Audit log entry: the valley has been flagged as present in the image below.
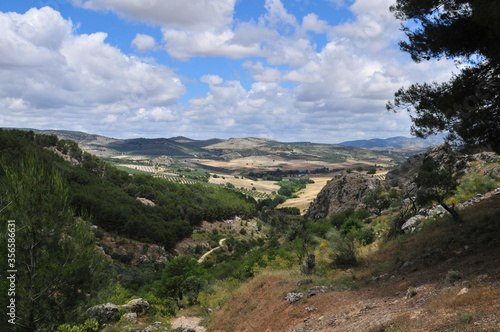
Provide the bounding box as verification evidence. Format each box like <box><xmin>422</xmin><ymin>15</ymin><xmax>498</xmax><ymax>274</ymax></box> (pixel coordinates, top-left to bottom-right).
<box><xmin>1</xmin><ymin>129</ymin><xmax>498</xmax><ymax>332</ymax></box>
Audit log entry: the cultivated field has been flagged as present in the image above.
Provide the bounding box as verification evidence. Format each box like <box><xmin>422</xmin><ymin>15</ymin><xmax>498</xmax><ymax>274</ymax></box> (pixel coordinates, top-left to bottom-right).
<box><xmin>208</xmin><ymin>174</ymin><xmax>280</xmax><ymax>194</ymax></box>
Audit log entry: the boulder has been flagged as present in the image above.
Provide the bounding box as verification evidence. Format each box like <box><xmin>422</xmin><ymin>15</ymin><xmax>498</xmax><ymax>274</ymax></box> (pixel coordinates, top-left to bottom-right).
<box><xmin>296</xmin><ymin>279</ymin><xmax>313</xmax><ymax>287</ymax></box>
<box><xmin>121</xmin><ymin>298</ymin><xmax>150</xmax><ymax>315</ymax></box>
<box><xmin>307</xmin><ymin>286</ymin><xmax>329</xmax><ymax>298</ymax></box>
<box><xmin>176</xmin><ymin>325</ymin><xmax>196</xmax><ymax>332</ymax></box>
<box><xmin>124</xmin><ymin>312</ymin><xmax>138</xmax><ymax>323</ymax></box>
<box><xmin>285</xmin><ymin>293</ymin><xmax>304</xmax><ymax>304</ymax></box>
<box><xmin>86</xmin><ymin>303</ymin><xmax>119</xmax><ymax>324</ymax></box>
<box><xmin>401</xmin><ymin>215</ymin><xmax>425</xmax><ymax>233</ymax></box>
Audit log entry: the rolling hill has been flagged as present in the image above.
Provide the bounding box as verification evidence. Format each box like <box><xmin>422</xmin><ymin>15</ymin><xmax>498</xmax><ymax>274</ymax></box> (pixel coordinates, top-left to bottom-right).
<box><xmin>12</xmin><ymin>129</ymin><xmax>412</xmax><ymax>173</ymax></box>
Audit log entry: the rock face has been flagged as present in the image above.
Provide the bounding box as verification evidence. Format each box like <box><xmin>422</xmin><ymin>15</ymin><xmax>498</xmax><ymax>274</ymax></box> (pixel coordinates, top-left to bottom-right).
<box><xmin>306</xmin><ymin>172</ymin><xmax>381</xmax><ymax>220</ymax></box>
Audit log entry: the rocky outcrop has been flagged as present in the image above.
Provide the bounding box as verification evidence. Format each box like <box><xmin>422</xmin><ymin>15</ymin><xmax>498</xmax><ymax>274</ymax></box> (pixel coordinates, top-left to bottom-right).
<box><xmin>86</xmin><ymin>303</ymin><xmax>119</xmax><ymax>324</ymax></box>
<box><xmin>120</xmin><ymin>298</ymin><xmax>150</xmax><ymax>315</ymax></box>
<box><xmin>87</xmin><ymin>299</ymin><xmax>150</xmax><ymax>324</ymax></box>
<box><xmin>305</xmin><ymin>172</ymin><xmax>381</xmax><ymax>221</ymax></box>
<box><xmin>152</xmin><ymin>155</ymin><xmax>174</xmax><ymax>166</ymax></box>
<box><xmin>386</xmin><ymin>144</ymin><xmax>499</xmax><ymax>189</ymax></box>
<box><xmin>385</xmin><ymin>144</ymin><xmax>466</xmax><ymax>188</ymax></box>
<box><xmin>402</xmin><ymin>188</ymin><xmax>500</xmax><ymax>233</ymax></box>
<box><xmin>285</xmin><ymin>293</ymin><xmax>304</xmax><ymax>304</ymax></box>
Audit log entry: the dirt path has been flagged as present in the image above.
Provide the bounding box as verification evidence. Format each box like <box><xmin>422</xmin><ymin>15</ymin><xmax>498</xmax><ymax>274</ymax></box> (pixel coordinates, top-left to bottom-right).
<box><xmin>171</xmin><ymin>316</ymin><xmax>206</xmax><ymax>332</ymax></box>
<box><xmin>198</xmin><ymin>238</ymin><xmax>226</xmax><ymax>263</ymax></box>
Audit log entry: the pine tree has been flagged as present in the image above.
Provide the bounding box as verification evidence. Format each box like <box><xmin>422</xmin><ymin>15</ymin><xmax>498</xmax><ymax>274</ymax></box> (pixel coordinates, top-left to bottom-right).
<box><xmin>387</xmin><ymin>0</ymin><xmax>500</xmax><ymax>153</ymax></box>
<box><xmin>0</xmin><ymin>155</ymin><xmax>99</xmax><ymax>331</ymax></box>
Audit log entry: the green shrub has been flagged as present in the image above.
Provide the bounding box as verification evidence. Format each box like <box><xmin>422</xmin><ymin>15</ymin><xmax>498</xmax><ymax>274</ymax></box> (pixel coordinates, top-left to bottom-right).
<box><xmin>57</xmin><ymin>319</ymin><xmax>99</xmax><ymax>332</ymax></box>
<box><xmin>446</xmin><ymin>270</ymin><xmax>462</xmax><ymax>282</ymax></box>
<box><xmin>451</xmin><ymin>173</ymin><xmax>499</xmax><ymax>203</ymax></box>
<box><xmin>326</xmin><ymin>229</ymin><xmax>357</xmax><ymax>268</ymax></box>
<box><xmin>457</xmin><ymin>312</ymin><xmax>474</xmax><ymax>324</ymax></box>
<box><xmin>355</xmin><ymin>227</ymin><xmax>375</xmax><ymax>246</ymax></box>
<box><xmin>340</xmin><ymin>216</ymin><xmax>363</xmax><ymax>235</ymax></box>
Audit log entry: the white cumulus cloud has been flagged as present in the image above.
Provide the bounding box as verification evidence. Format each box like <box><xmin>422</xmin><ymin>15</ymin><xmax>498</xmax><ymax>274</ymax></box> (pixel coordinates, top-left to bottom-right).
<box><xmin>0</xmin><ymin>7</ymin><xmax>185</xmax><ymax>135</ymax></box>
<box><xmin>132</xmin><ymin>33</ymin><xmax>157</xmax><ymax>52</ymax></box>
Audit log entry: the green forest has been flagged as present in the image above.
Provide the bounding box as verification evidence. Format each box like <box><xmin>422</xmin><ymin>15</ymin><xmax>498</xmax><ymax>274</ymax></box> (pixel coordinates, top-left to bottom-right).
<box><xmin>0</xmin><ymin>129</ymin><xmax>257</xmax><ymax>250</ymax></box>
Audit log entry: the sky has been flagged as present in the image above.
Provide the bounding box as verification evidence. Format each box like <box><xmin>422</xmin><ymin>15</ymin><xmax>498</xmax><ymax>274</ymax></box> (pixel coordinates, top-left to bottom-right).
<box><xmin>0</xmin><ymin>0</ymin><xmax>458</xmax><ymax>143</ymax></box>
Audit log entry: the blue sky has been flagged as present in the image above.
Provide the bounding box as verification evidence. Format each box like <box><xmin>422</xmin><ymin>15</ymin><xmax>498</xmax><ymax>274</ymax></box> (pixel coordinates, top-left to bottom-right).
<box><xmin>0</xmin><ymin>0</ymin><xmax>457</xmax><ymax>142</ymax></box>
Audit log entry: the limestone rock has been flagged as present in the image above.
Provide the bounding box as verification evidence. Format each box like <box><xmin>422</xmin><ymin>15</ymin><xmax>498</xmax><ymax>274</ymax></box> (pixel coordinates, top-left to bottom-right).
<box><xmin>307</xmin><ymin>286</ymin><xmax>329</xmax><ymax>298</ymax></box>
<box><xmin>86</xmin><ymin>303</ymin><xmax>119</xmax><ymax>324</ymax></box>
<box><xmin>306</xmin><ymin>172</ymin><xmax>381</xmax><ymax>220</ymax></box>
<box><xmin>142</xmin><ymin>322</ymin><xmax>169</xmax><ymax>332</ymax></box>
<box><xmin>296</xmin><ymin>279</ymin><xmax>313</xmax><ymax>287</ymax></box>
<box><xmin>401</xmin><ymin>215</ymin><xmax>425</xmax><ymax>233</ymax></box>
<box><xmin>285</xmin><ymin>293</ymin><xmax>304</xmax><ymax>304</ymax></box>
<box><xmin>176</xmin><ymin>325</ymin><xmax>196</xmax><ymax>332</ymax></box>
<box><xmin>124</xmin><ymin>312</ymin><xmax>138</xmax><ymax>323</ymax></box>
<box><xmin>121</xmin><ymin>298</ymin><xmax>150</xmax><ymax>315</ymax></box>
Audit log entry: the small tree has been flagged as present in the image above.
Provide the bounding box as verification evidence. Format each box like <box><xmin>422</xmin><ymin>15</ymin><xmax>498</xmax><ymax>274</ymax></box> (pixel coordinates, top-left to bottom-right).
<box><xmin>153</xmin><ymin>256</ymin><xmax>206</xmax><ymax>305</ymax></box>
<box><xmin>363</xmin><ymin>187</ymin><xmax>390</xmax><ymax>216</ymax></box>
<box><xmin>415</xmin><ymin>157</ymin><xmax>462</xmax><ymax>222</ymax></box>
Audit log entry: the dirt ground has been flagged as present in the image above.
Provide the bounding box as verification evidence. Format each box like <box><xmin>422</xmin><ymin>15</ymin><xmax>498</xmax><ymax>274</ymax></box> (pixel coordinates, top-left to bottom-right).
<box><xmin>171</xmin><ymin>316</ymin><xmax>206</xmax><ymax>332</ymax></box>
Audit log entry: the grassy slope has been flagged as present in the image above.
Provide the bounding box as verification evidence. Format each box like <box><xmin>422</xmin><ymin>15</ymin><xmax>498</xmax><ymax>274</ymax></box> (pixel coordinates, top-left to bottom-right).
<box><xmin>208</xmin><ymin>195</ymin><xmax>500</xmax><ymax>332</ymax></box>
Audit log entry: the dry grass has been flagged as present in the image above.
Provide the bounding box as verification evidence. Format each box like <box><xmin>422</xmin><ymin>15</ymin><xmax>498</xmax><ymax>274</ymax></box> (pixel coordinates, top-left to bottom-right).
<box><xmin>208</xmin><ymin>270</ymin><xmax>303</xmax><ymax>332</ymax></box>
<box><xmin>205</xmin><ymin>195</ymin><xmax>500</xmax><ymax>332</ymax></box>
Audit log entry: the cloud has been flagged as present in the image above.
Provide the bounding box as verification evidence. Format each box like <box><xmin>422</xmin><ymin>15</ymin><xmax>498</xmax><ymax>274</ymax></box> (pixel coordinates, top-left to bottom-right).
<box><xmin>132</xmin><ymin>33</ymin><xmax>157</xmax><ymax>52</ymax></box>
<box><xmin>1</xmin><ymin>1</ymin><xmax>461</xmax><ymax>142</ymax></box>
<box><xmin>161</xmin><ymin>0</ymin><xmax>458</xmax><ymax>142</ymax></box>
<box><xmin>71</xmin><ymin>0</ymin><xmax>236</xmax><ymax>31</ymax></box>
<box><xmin>302</xmin><ymin>13</ymin><xmax>332</xmax><ymax>34</ymax></box>
<box><xmin>161</xmin><ymin>28</ymin><xmax>263</xmax><ymax>61</ymax></box>
<box><xmin>0</xmin><ymin>7</ymin><xmax>185</xmax><ymax>134</ymax></box>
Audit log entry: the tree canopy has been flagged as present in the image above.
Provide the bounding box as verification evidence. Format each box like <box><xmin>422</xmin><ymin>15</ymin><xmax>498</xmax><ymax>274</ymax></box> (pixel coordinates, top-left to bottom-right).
<box><xmin>387</xmin><ymin>0</ymin><xmax>500</xmax><ymax>153</ymax></box>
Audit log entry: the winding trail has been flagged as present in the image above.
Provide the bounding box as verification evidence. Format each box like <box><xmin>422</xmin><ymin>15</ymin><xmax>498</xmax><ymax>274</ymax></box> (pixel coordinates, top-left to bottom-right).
<box><xmin>198</xmin><ymin>238</ymin><xmax>226</xmax><ymax>263</ymax></box>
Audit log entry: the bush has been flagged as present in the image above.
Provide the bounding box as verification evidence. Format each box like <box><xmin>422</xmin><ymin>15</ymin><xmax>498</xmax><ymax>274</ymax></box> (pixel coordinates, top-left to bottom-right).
<box><xmin>450</xmin><ymin>173</ymin><xmax>499</xmax><ymax>204</ymax></box>
<box><xmin>446</xmin><ymin>270</ymin><xmax>462</xmax><ymax>283</ymax></box>
<box><xmin>326</xmin><ymin>229</ymin><xmax>357</xmax><ymax>268</ymax></box>
<box><xmin>278</xmin><ymin>207</ymin><xmax>301</xmax><ymax>215</ymax></box>
<box><xmin>340</xmin><ymin>217</ymin><xmax>363</xmax><ymax>235</ymax></box>
<box><xmin>355</xmin><ymin>227</ymin><xmax>375</xmax><ymax>246</ymax></box>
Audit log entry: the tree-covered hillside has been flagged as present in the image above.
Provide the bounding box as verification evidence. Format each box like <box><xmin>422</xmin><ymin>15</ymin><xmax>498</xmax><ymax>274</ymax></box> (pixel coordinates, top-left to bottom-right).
<box><xmin>0</xmin><ymin>129</ymin><xmax>257</xmax><ymax>250</ymax></box>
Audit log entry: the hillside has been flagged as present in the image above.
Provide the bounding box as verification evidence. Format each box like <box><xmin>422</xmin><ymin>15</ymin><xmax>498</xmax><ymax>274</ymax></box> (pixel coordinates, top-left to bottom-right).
<box><xmin>2</xmin><ymin>129</ymin><xmax>498</xmax><ymax>332</ymax></box>
<box><xmin>209</xmin><ymin>195</ymin><xmax>500</xmax><ymax>331</ymax></box>
<box><xmin>205</xmin><ymin>147</ymin><xmax>500</xmax><ymax>331</ymax></box>
<box><xmin>20</xmin><ymin>129</ymin><xmax>406</xmax><ymax>173</ymax></box>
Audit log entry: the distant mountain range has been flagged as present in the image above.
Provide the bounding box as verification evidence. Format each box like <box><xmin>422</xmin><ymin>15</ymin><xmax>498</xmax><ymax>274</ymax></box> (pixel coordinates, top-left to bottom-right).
<box><xmin>338</xmin><ymin>135</ymin><xmax>444</xmax><ymax>153</ymax></box>
<box><xmin>8</xmin><ymin>129</ymin><xmax>442</xmax><ymax>166</ymax></box>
